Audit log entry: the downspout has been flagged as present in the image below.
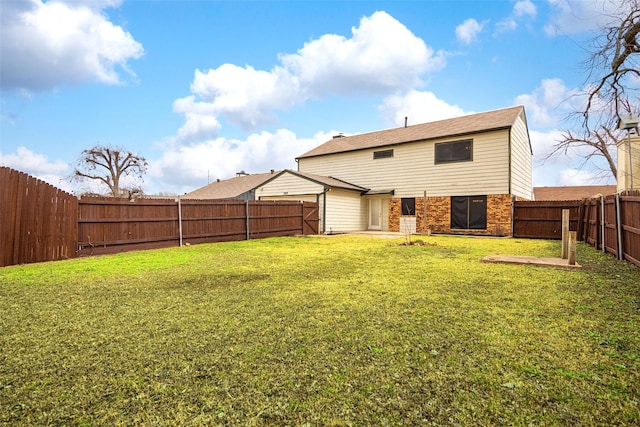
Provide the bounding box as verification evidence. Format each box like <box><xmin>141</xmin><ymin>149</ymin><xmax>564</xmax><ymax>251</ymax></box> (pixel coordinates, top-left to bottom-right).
<box><xmin>508</xmin><ymin>129</ymin><xmax>514</xmax><ymax>237</ymax></box>
<box><xmin>508</xmin><ymin>128</ymin><xmax>512</xmax><ymax>195</ymax></box>
<box><xmin>321</xmin><ymin>187</ymin><xmax>329</xmax><ymax>234</ymax></box>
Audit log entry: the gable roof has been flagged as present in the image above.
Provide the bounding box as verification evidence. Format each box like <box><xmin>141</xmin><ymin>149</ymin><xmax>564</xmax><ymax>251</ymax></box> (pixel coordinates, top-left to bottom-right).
<box><xmin>266</xmin><ymin>169</ymin><xmax>368</xmax><ymax>193</ymax></box>
<box><xmin>184</xmin><ymin>171</ymin><xmax>279</xmax><ymax>199</ymax></box>
<box><xmin>183</xmin><ymin>169</ymin><xmax>368</xmax><ymax>199</ymax></box>
<box><xmin>533</xmin><ymin>185</ymin><xmax>617</xmax><ymax>201</ymax></box>
<box><xmin>297</xmin><ymin>105</ymin><xmax>526</xmax><ymax>159</ymax></box>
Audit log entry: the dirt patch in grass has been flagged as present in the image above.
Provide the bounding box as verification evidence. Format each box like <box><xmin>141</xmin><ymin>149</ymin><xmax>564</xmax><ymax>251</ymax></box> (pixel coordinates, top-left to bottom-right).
<box><xmin>1</xmin><ymin>236</ymin><xmax>639</xmax><ymax>425</ymax></box>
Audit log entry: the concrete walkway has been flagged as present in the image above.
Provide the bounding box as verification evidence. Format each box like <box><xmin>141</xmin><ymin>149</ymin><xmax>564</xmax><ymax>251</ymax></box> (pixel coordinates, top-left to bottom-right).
<box><xmin>481</xmin><ymin>254</ymin><xmax>581</xmax><ymax>269</ymax></box>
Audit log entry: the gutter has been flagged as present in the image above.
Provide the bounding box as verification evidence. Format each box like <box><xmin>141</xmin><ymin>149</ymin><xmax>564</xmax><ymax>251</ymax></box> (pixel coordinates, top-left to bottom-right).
<box><xmin>508</xmin><ymin>128</ymin><xmax>512</xmax><ymax>195</ymax></box>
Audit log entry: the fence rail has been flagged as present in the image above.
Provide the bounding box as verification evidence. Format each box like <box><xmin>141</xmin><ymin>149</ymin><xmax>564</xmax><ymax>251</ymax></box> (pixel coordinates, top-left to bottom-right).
<box><xmin>2</xmin><ymin>167</ymin><xmax>319</xmax><ymax>266</ymax></box>
<box><xmin>514</xmin><ymin>191</ymin><xmax>640</xmax><ymax>267</ymax></box>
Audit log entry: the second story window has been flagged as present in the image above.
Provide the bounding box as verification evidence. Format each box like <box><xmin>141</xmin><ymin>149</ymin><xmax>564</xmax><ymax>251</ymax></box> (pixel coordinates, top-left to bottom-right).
<box><xmin>373</xmin><ymin>149</ymin><xmax>394</xmax><ymax>159</ymax></box>
<box><xmin>435</xmin><ymin>139</ymin><xmax>473</xmax><ymax>164</ymax></box>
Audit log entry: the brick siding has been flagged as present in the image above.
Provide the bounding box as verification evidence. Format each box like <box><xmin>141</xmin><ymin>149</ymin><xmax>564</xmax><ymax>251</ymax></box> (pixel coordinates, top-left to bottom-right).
<box><xmin>389</xmin><ymin>194</ymin><xmax>513</xmax><ymax>236</ymax></box>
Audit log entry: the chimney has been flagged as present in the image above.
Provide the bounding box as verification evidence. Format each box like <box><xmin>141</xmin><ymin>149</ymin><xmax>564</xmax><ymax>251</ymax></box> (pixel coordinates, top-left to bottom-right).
<box><xmin>404</xmin><ymin>117</ymin><xmax>408</xmax><ymax>128</ymax></box>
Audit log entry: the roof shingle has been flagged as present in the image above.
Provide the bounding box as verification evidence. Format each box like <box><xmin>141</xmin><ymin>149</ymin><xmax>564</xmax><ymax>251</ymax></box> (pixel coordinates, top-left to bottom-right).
<box><xmin>297</xmin><ymin>105</ymin><xmax>525</xmax><ymax>159</ymax></box>
<box><xmin>184</xmin><ymin>172</ymin><xmax>278</xmax><ymax>199</ymax></box>
<box><xmin>533</xmin><ymin>185</ymin><xmax>616</xmax><ymax>201</ymax></box>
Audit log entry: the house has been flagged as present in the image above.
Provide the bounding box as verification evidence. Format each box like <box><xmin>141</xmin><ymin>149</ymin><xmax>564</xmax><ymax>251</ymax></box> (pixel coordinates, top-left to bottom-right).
<box><xmin>262</xmin><ymin>105</ymin><xmax>533</xmax><ymax>236</ymax></box>
<box><xmin>533</xmin><ymin>185</ymin><xmax>616</xmax><ymax>201</ymax></box>
<box><xmin>185</xmin><ymin>169</ymin><xmax>370</xmax><ymax>233</ymax></box>
<box><xmin>185</xmin><ymin>105</ymin><xmax>532</xmax><ymax>236</ymax></box>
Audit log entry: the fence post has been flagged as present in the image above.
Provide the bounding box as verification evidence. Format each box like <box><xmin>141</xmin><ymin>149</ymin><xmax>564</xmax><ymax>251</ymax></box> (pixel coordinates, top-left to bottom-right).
<box><xmin>577</xmin><ymin>199</ymin><xmax>585</xmax><ymax>241</ymax></box>
<box><xmin>561</xmin><ymin>209</ymin><xmax>569</xmax><ymax>259</ymax></box>
<box><xmin>616</xmin><ymin>193</ymin><xmax>623</xmax><ymax>261</ymax></box>
<box><xmin>246</xmin><ymin>200</ymin><xmax>250</xmax><ymax>241</ymax></box>
<box><xmin>568</xmin><ymin>231</ymin><xmax>577</xmax><ymax>265</ymax></box>
<box><xmin>601</xmin><ymin>195</ymin><xmax>605</xmax><ymax>252</ymax></box>
<box><xmin>178</xmin><ymin>196</ymin><xmax>183</xmax><ymax>247</ymax></box>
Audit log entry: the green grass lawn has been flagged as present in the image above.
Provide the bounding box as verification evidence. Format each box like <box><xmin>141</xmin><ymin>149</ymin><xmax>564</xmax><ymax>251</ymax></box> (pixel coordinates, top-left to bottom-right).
<box><xmin>1</xmin><ymin>235</ymin><xmax>639</xmax><ymax>426</ymax></box>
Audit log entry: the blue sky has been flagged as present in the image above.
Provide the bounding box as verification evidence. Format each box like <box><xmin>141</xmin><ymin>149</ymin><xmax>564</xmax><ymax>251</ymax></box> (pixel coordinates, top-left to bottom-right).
<box><xmin>0</xmin><ymin>0</ymin><xmax>624</xmax><ymax>195</ymax></box>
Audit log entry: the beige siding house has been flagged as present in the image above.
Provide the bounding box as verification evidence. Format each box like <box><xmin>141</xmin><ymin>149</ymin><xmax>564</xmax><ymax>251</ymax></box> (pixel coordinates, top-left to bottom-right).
<box><xmin>294</xmin><ymin>105</ymin><xmax>532</xmax><ymax>236</ymax></box>
<box><xmin>256</xmin><ymin>170</ymin><xmax>367</xmax><ymax>233</ymax></box>
<box><xmin>184</xmin><ymin>105</ymin><xmax>533</xmax><ymax>236</ymax></box>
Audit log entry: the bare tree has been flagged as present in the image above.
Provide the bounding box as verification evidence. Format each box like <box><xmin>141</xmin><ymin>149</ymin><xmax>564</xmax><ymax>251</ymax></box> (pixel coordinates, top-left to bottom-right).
<box><xmin>548</xmin><ymin>1</ymin><xmax>639</xmax><ymax>182</ymax></box>
<box><xmin>547</xmin><ymin>113</ymin><xmax>621</xmax><ymax>179</ymax></box>
<box><xmin>583</xmin><ymin>0</ymin><xmax>640</xmax><ymax>125</ymax></box>
<box><xmin>72</xmin><ymin>145</ymin><xmax>148</xmax><ymax>197</ymax></box>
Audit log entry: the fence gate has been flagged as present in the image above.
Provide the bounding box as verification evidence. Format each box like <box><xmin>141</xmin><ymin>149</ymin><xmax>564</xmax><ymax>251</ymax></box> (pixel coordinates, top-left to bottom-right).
<box><xmin>303</xmin><ymin>201</ymin><xmax>319</xmax><ymax>235</ymax></box>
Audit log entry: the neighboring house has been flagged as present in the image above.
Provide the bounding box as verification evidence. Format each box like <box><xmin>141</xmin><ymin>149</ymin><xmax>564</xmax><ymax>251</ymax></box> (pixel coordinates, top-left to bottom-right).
<box><xmin>185</xmin><ymin>169</ymin><xmax>370</xmax><ymax>233</ymax></box>
<box><xmin>617</xmin><ymin>135</ymin><xmax>640</xmax><ymax>192</ymax></box>
<box><xmin>289</xmin><ymin>105</ymin><xmax>532</xmax><ymax>236</ymax></box>
<box><xmin>184</xmin><ymin>171</ymin><xmax>279</xmax><ymax>201</ymax></box>
<box><xmin>186</xmin><ymin>105</ymin><xmax>533</xmax><ymax>236</ymax></box>
<box><xmin>533</xmin><ymin>185</ymin><xmax>617</xmax><ymax>201</ymax></box>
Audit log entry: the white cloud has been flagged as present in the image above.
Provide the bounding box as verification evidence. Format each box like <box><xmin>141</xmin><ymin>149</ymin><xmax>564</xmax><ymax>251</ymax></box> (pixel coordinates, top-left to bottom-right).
<box><xmin>514</xmin><ymin>78</ymin><xmax>579</xmax><ymax>129</ymax></box>
<box><xmin>281</xmin><ymin>11</ymin><xmax>444</xmax><ymax>95</ymax></box>
<box><xmin>455</xmin><ymin>18</ymin><xmax>486</xmax><ymax>44</ymax></box>
<box><xmin>494</xmin><ymin>0</ymin><xmax>537</xmax><ymax>34</ymax></box>
<box><xmin>184</xmin><ymin>11</ymin><xmax>445</xmax><ymax>131</ymax></box>
<box><xmin>559</xmin><ymin>168</ymin><xmax>601</xmax><ymax>185</ymax></box>
<box><xmin>495</xmin><ymin>18</ymin><xmax>518</xmax><ymax>33</ymax></box>
<box><xmin>0</xmin><ymin>146</ymin><xmax>69</xmax><ymax>175</ymax></box>
<box><xmin>514</xmin><ymin>0</ymin><xmax>537</xmax><ymax>18</ymax></box>
<box><xmin>378</xmin><ymin>90</ymin><xmax>469</xmax><ymax>126</ymax></box>
<box><xmin>544</xmin><ymin>0</ymin><xmax>624</xmax><ymax>36</ymax></box>
<box><xmin>0</xmin><ymin>0</ymin><xmax>143</xmax><ymax>92</ymax></box>
<box><xmin>529</xmin><ymin>129</ymin><xmax>564</xmax><ymax>160</ymax></box>
<box><xmin>0</xmin><ymin>146</ymin><xmax>74</xmax><ymax>190</ymax></box>
<box><xmin>148</xmin><ymin>130</ymin><xmax>331</xmax><ymax>194</ymax></box>
<box><xmin>190</xmin><ymin>64</ymin><xmax>300</xmax><ymax>129</ymax></box>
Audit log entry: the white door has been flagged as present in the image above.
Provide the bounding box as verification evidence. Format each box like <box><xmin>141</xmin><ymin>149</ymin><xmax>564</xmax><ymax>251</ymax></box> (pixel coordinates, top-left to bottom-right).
<box><xmin>368</xmin><ymin>198</ymin><xmax>382</xmax><ymax>230</ymax></box>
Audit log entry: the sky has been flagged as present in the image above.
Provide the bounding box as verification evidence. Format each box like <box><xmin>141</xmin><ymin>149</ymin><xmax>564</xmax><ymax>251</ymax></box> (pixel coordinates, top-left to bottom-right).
<box><xmin>0</xmin><ymin>0</ymin><xmax>627</xmax><ymax>195</ymax></box>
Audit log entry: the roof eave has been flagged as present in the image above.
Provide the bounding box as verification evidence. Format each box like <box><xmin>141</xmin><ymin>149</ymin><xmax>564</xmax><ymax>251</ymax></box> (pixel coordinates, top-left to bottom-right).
<box><xmin>296</xmin><ymin>125</ymin><xmax>514</xmax><ymax>160</ymax></box>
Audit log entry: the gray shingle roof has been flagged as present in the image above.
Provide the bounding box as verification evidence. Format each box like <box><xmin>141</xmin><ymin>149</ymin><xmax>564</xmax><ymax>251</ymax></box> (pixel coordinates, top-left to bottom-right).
<box><xmin>297</xmin><ymin>105</ymin><xmax>526</xmax><ymax>159</ymax></box>
<box><xmin>533</xmin><ymin>185</ymin><xmax>616</xmax><ymax>201</ymax></box>
<box><xmin>278</xmin><ymin>170</ymin><xmax>368</xmax><ymax>192</ymax></box>
<box><xmin>184</xmin><ymin>169</ymin><xmax>368</xmax><ymax>199</ymax></box>
<box><xmin>184</xmin><ymin>171</ymin><xmax>279</xmax><ymax>199</ymax></box>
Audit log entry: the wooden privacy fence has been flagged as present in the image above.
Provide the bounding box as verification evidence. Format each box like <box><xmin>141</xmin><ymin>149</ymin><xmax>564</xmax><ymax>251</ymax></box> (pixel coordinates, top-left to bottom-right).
<box><xmin>512</xmin><ymin>200</ymin><xmax>582</xmax><ymax>239</ymax></box>
<box><xmin>514</xmin><ymin>191</ymin><xmax>640</xmax><ymax>267</ymax></box>
<box><xmin>1</xmin><ymin>167</ymin><xmax>319</xmax><ymax>267</ymax></box>
<box><xmin>78</xmin><ymin>197</ymin><xmax>319</xmax><ymax>256</ymax></box>
<box><xmin>1</xmin><ymin>167</ymin><xmax>78</xmax><ymax>267</ymax></box>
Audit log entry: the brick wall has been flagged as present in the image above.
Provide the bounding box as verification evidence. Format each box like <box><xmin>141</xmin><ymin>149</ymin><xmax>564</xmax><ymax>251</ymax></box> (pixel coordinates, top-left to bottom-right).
<box><xmin>389</xmin><ymin>194</ymin><xmax>513</xmax><ymax>236</ymax></box>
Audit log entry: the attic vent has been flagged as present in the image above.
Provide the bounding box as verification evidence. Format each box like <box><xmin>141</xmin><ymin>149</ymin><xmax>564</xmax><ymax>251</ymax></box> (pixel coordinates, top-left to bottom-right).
<box><xmin>333</xmin><ymin>133</ymin><xmax>345</xmax><ymax>139</ymax></box>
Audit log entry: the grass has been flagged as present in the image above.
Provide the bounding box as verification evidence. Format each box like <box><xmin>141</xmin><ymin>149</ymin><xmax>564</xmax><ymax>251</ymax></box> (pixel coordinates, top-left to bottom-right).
<box><xmin>0</xmin><ymin>235</ymin><xmax>639</xmax><ymax>426</ymax></box>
